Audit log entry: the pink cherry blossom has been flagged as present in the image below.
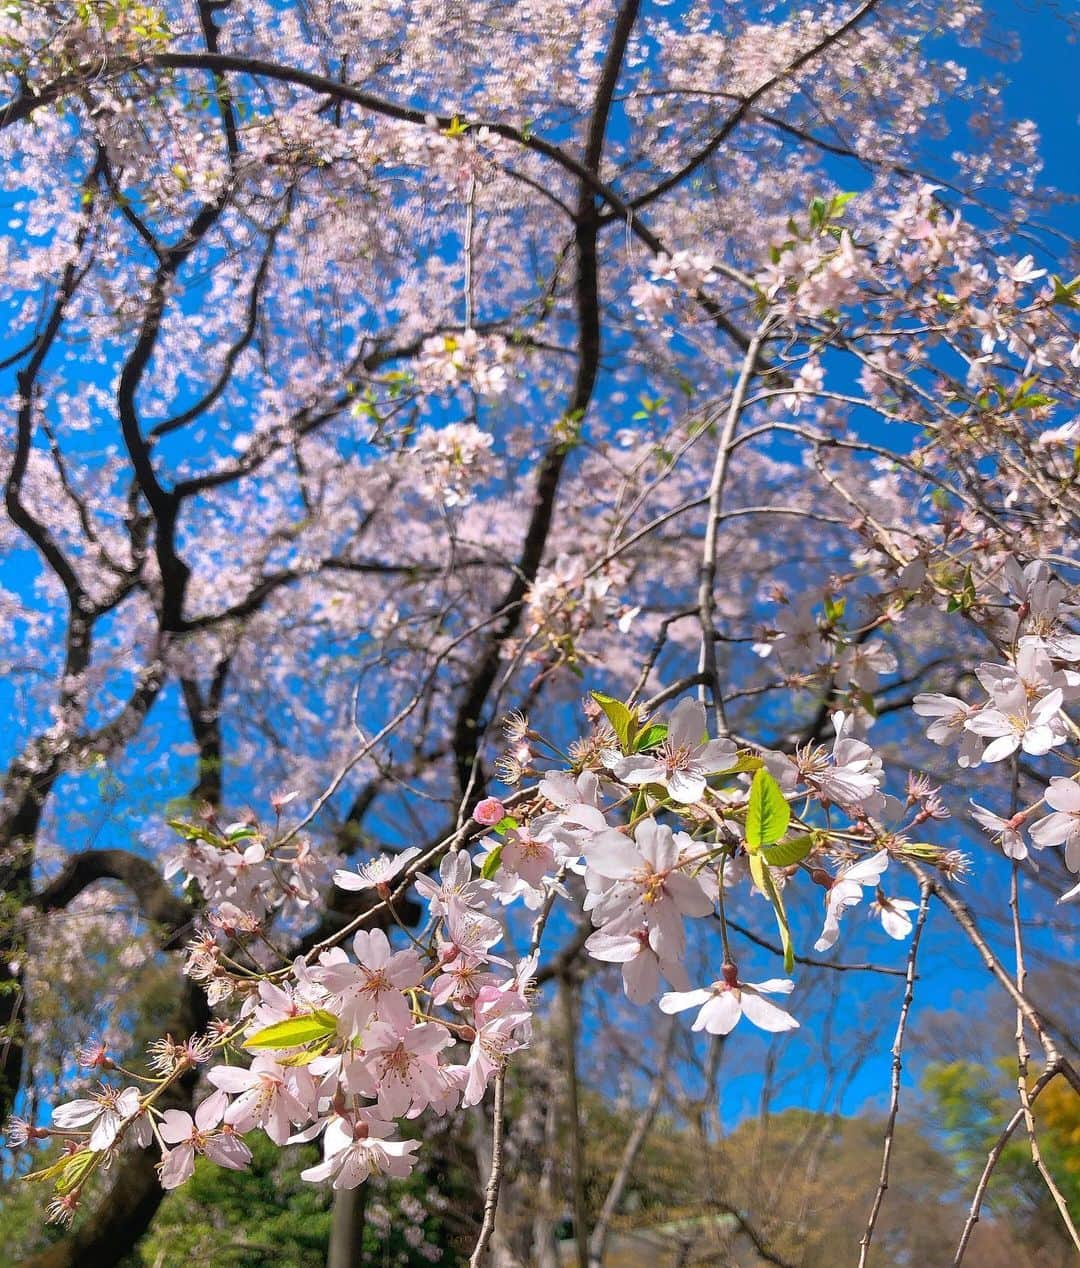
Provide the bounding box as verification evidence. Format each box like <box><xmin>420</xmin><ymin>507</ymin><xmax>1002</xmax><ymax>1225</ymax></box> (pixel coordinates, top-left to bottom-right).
<box><xmin>584</xmin><ymin>817</ymin><xmax>714</xmax><ymax>958</ymax></box>
<box><xmin>584</xmin><ymin>926</ymin><xmax>690</xmax><ymax>1004</ymax></box>
<box><xmin>333</xmin><ymin>847</ymin><xmax>422</xmax><ymax>892</ymax></box>
<box><xmin>970</xmin><ymin>802</ymin><xmax>1028</xmax><ymax>861</ymax></box>
<box><xmin>473</xmin><ymin>797</ymin><xmax>506</xmax><ymax>826</ymax></box>
<box><xmin>158</xmin><ymin>1098</ymin><xmax>252</xmax><ymax>1189</ymax></box>
<box><xmin>312</xmin><ymin>928</ymin><xmax>423</xmax><ymax>1036</ymax></box>
<box><xmin>814</xmin><ymin>851</ymin><xmax>890</xmax><ymax>952</ymax></box>
<box><xmin>1028</xmin><ymin>778</ymin><xmax>1080</xmax><ymax>871</ymax></box>
<box><xmin>51</xmin><ymin>1084</ymin><xmax>142</xmax><ymax>1152</ymax></box>
<box><xmin>206</xmin><ymin>1057</ymin><xmax>316</xmax><ymax>1146</ymax></box>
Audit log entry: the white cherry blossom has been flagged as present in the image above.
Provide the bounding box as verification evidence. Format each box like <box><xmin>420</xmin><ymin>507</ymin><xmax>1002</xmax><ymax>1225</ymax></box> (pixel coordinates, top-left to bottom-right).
<box><xmin>660</xmin><ymin>977</ymin><xmax>799</xmax><ymax>1035</ymax></box>
<box><xmin>607</xmin><ymin>698</ymin><xmax>736</xmax><ymax>804</ymax></box>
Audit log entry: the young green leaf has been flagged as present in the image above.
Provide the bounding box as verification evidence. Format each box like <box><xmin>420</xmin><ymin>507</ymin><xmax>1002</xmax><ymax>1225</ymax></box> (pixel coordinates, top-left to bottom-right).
<box><xmin>715</xmin><ymin>752</ymin><xmax>764</xmax><ymax>776</ymax></box>
<box><xmin>748</xmin><ymin>852</ymin><xmax>796</xmax><ymax>973</ymax></box>
<box><xmin>166</xmin><ymin>819</ymin><xmax>222</xmax><ymax>847</ymax></box>
<box><xmin>762</xmin><ymin>834</ymin><xmax>814</xmax><ymax>868</ymax></box>
<box><xmin>589</xmin><ymin>690</ymin><xmax>637</xmax><ymax>751</ymax></box>
<box><xmin>745</xmin><ymin>767</ymin><xmax>790</xmax><ymax>849</ymax></box>
<box><xmin>245</xmin><ymin>1010</ymin><xmax>339</xmax><ymax>1050</ymax></box>
<box><xmin>481</xmin><ymin>844</ymin><xmax>504</xmax><ymax>880</ymax></box>
<box><xmin>633</xmin><ymin>722</ymin><xmax>668</xmax><ymax>752</ymax></box>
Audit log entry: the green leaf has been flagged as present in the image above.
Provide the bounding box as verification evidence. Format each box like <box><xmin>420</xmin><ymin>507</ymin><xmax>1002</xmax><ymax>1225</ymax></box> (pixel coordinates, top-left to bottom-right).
<box><xmin>748</xmin><ymin>852</ymin><xmax>796</xmax><ymax>973</ymax></box>
<box><xmin>481</xmin><ymin>845</ymin><xmax>503</xmax><ymax>880</ymax></box>
<box><xmin>590</xmin><ymin>691</ymin><xmax>637</xmax><ymax>751</ymax></box>
<box><xmin>166</xmin><ymin>818</ymin><xmax>222</xmax><ymax>847</ymax></box>
<box><xmin>225</xmin><ymin>825</ymin><xmax>258</xmax><ymax>842</ymax></box>
<box><xmin>715</xmin><ymin>752</ymin><xmax>764</xmax><ymax>776</ymax></box>
<box><xmin>492</xmin><ymin>816</ymin><xmax>518</xmax><ymax>836</ymax></box>
<box><xmin>823</xmin><ymin>594</ymin><xmax>845</xmax><ymax>624</ymax></box>
<box><xmin>829</xmin><ymin>191</ymin><xmax>856</xmax><ymax>218</ymax></box>
<box><xmin>1011</xmin><ymin>391</ymin><xmax>1054</xmax><ymax>410</ymax></box>
<box><xmin>245</xmin><ymin>1011</ymin><xmax>339</xmax><ymax>1050</ymax></box>
<box><xmin>633</xmin><ymin>723</ymin><xmax>668</xmax><ymax>752</ymax></box>
<box><xmin>1051</xmin><ymin>273</ymin><xmax>1080</xmax><ymax>308</ymax></box>
<box><xmin>744</xmin><ymin>768</ymin><xmax>790</xmax><ymax>849</ymax></box>
<box><xmin>762</xmin><ymin>834</ymin><xmax>814</xmax><ymax>868</ymax></box>
<box><xmin>277</xmin><ymin>1037</ymin><xmax>334</xmax><ymax>1066</ymax></box>
<box><xmin>57</xmin><ymin>1148</ymin><xmax>99</xmax><ymax>1195</ymax></box>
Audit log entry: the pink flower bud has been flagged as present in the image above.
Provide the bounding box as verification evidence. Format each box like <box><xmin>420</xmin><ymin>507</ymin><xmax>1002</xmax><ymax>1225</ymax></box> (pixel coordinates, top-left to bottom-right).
<box><xmin>473</xmin><ymin>797</ymin><xmax>505</xmax><ymax>826</ymax></box>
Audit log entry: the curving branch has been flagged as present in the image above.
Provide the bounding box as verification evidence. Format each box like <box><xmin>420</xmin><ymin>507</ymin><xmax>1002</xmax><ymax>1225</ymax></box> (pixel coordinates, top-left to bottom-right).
<box><xmin>33</xmin><ymin>848</ymin><xmax>195</xmax><ymax>943</ymax></box>
<box><xmin>449</xmin><ymin>0</ymin><xmax>642</xmax><ymax>802</ymax></box>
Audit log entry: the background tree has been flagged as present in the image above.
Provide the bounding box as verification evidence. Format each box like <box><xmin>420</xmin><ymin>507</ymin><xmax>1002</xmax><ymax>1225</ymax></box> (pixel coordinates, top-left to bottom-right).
<box><xmin>0</xmin><ymin>0</ymin><xmax>1077</xmax><ymax>1264</ymax></box>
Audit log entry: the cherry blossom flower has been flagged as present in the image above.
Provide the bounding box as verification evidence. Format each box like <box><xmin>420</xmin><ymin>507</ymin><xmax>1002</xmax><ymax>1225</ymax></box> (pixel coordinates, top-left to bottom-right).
<box><xmin>970</xmin><ymin>802</ymin><xmax>1028</xmax><ymax>861</ymax></box>
<box><xmin>413</xmin><ymin>850</ymin><xmax>488</xmax><ymax>919</ymax></box>
<box><xmin>583</xmin><ymin>817</ymin><xmax>713</xmax><ymax>957</ymax></box>
<box><xmin>1028</xmin><ymin>778</ymin><xmax>1080</xmax><ymax>870</ymax></box>
<box><xmin>814</xmin><ymin>851</ymin><xmax>890</xmax><ymax>952</ymax></box>
<box><xmin>584</xmin><ymin>926</ymin><xmax>690</xmax><ymax>1004</ymax></box>
<box><xmin>206</xmin><ymin>1056</ymin><xmax>315</xmax><ymax>1145</ymax></box>
<box><xmin>461</xmin><ymin>985</ymin><xmax>533</xmax><ymax>1107</ymax></box>
<box><xmin>441</xmin><ymin>903</ymin><xmax>506</xmax><ymax>965</ymax></box>
<box><xmin>358</xmin><ymin>1022</ymin><xmax>453</xmax><ymax>1118</ymax></box>
<box><xmin>313</xmin><ymin>928</ymin><xmax>423</xmax><ymax>1035</ymax></box>
<box><xmin>300</xmin><ymin>1114</ymin><xmax>421</xmax><ymax>1188</ymax></box>
<box><xmin>770</xmin><ymin>595</ymin><xmax>827</xmax><ymax>664</ymax></box>
<box><xmin>870</xmin><ymin>893</ymin><xmax>920</xmax><ymax>940</ymax></box>
<box><xmin>75</xmin><ymin>1039</ymin><xmax>113</xmax><ymax>1070</ymax></box>
<box><xmin>498</xmin><ymin>825</ymin><xmax>556</xmax><ymax>888</ymax></box>
<box><xmin>473</xmin><ymin>797</ymin><xmax>506</xmax><ymax>826</ymax></box>
<box><xmin>837</xmin><ymin>639</ymin><xmax>898</xmax><ymax>692</ymax></box>
<box><xmin>964</xmin><ymin>686</ymin><xmax>1065</xmax><ymax>763</ymax></box>
<box><xmin>659</xmin><ymin>977</ymin><xmax>799</xmax><ymax>1035</ymax></box>
<box><xmin>51</xmin><ymin>1084</ymin><xmax>142</xmax><ymax>1152</ymax></box>
<box><xmin>607</xmin><ymin>698</ymin><xmax>736</xmax><ymax>804</ymax></box>
<box><xmin>912</xmin><ymin>693</ymin><xmax>983</xmax><ymax>767</ymax></box>
<box><xmin>158</xmin><ymin>1099</ymin><xmax>252</xmax><ymax>1189</ymax></box>
<box><xmin>5</xmin><ymin>1115</ymin><xmax>48</xmax><ymax>1148</ymax></box>
<box><xmin>333</xmin><ymin>846</ymin><xmax>422</xmax><ymax>892</ymax></box>
<box><xmin>795</xmin><ymin>714</ymin><xmax>885</xmax><ymax>811</ymax></box>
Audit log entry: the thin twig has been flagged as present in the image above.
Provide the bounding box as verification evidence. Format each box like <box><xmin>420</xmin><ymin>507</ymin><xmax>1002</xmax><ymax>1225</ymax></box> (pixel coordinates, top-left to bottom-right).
<box><xmin>725</xmin><ymin>916</ymin><xmax>908</xmax><ymax>976</ymax></box>
<box><xmin>1011</xmin><ymin>844</ymin><xmax>1080</xmax><ymax>1253</ymax></box>
<box><xmin>469</xmin><ymin>1069</ymin><xmax>507</xmax><ymax>1268</ymax></box>
<box><xmin>560</xmin><ymin>974</ymin><xmax>590</xmax><ymax>1268</ymax></box>
<box><xmin>953</xmin><ymin>1063</ymin><xmax>1061</xmax><ymax>1264</ymax></box>
<box><xmin>697</xmin><ymin>318</ymin><xmax>774</xmax><ymax>735</ymax></box>
<box><xmin>858</xmin><ymin>881</ymin><xmax>931</xmax><ymax>1266</ymax></box>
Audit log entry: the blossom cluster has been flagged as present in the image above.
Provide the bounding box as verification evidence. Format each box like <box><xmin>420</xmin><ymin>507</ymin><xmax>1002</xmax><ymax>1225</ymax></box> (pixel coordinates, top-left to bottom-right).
<box><xmin>909</xmin><ymin>561</ymin><xmax>1080</xmax><ymax>899</ymax></box>
<box><xmin>415</xmin><ymin>329</ymin><xmax>511</xmax><ymax>399</ymax></box>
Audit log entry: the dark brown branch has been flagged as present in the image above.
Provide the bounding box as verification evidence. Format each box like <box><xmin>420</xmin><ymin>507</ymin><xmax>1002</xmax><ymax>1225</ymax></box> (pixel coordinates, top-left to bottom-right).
<box><xmin>33</xmin><ymin>848</ymin><xmax>194</xmax><ymax>943</ymax></box>
<box><xmin>450</xmin><ymin>0</ymin><xmax>641</xmax><ymax>801</ymax></box>
<box><xmin>180</xmin><ymin>658</ymin><xmax>231</xmax><ymax>806</ymax></box>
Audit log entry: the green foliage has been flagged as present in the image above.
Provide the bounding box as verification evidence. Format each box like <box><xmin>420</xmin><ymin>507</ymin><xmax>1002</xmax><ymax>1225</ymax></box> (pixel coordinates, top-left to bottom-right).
<box><xmin>922</xmin><ymin>1058</ymin><xmax>1080</xmax><ymax>1220</ymax></box>
<box><xmin>121</xmin><ymin>1133</ymin><xmax>332</xmax><ymax>1268</ymax></box>
<box><xmin>744</xmin><ymin>768</ymin><xmax>790</xmax><ymax>849</ymax></box>
<box><xmin>762</xmin><ymin>833</ymin><xmax>815</xmax><ymax>868</ymax></box>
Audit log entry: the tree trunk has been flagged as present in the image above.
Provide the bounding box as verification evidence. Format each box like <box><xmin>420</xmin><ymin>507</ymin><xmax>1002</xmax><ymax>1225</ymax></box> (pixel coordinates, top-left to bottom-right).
<box><xmin>327</xmin><ymin>1184</ymin><xmax>367</xmax><ymax>1268</ymax></box>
